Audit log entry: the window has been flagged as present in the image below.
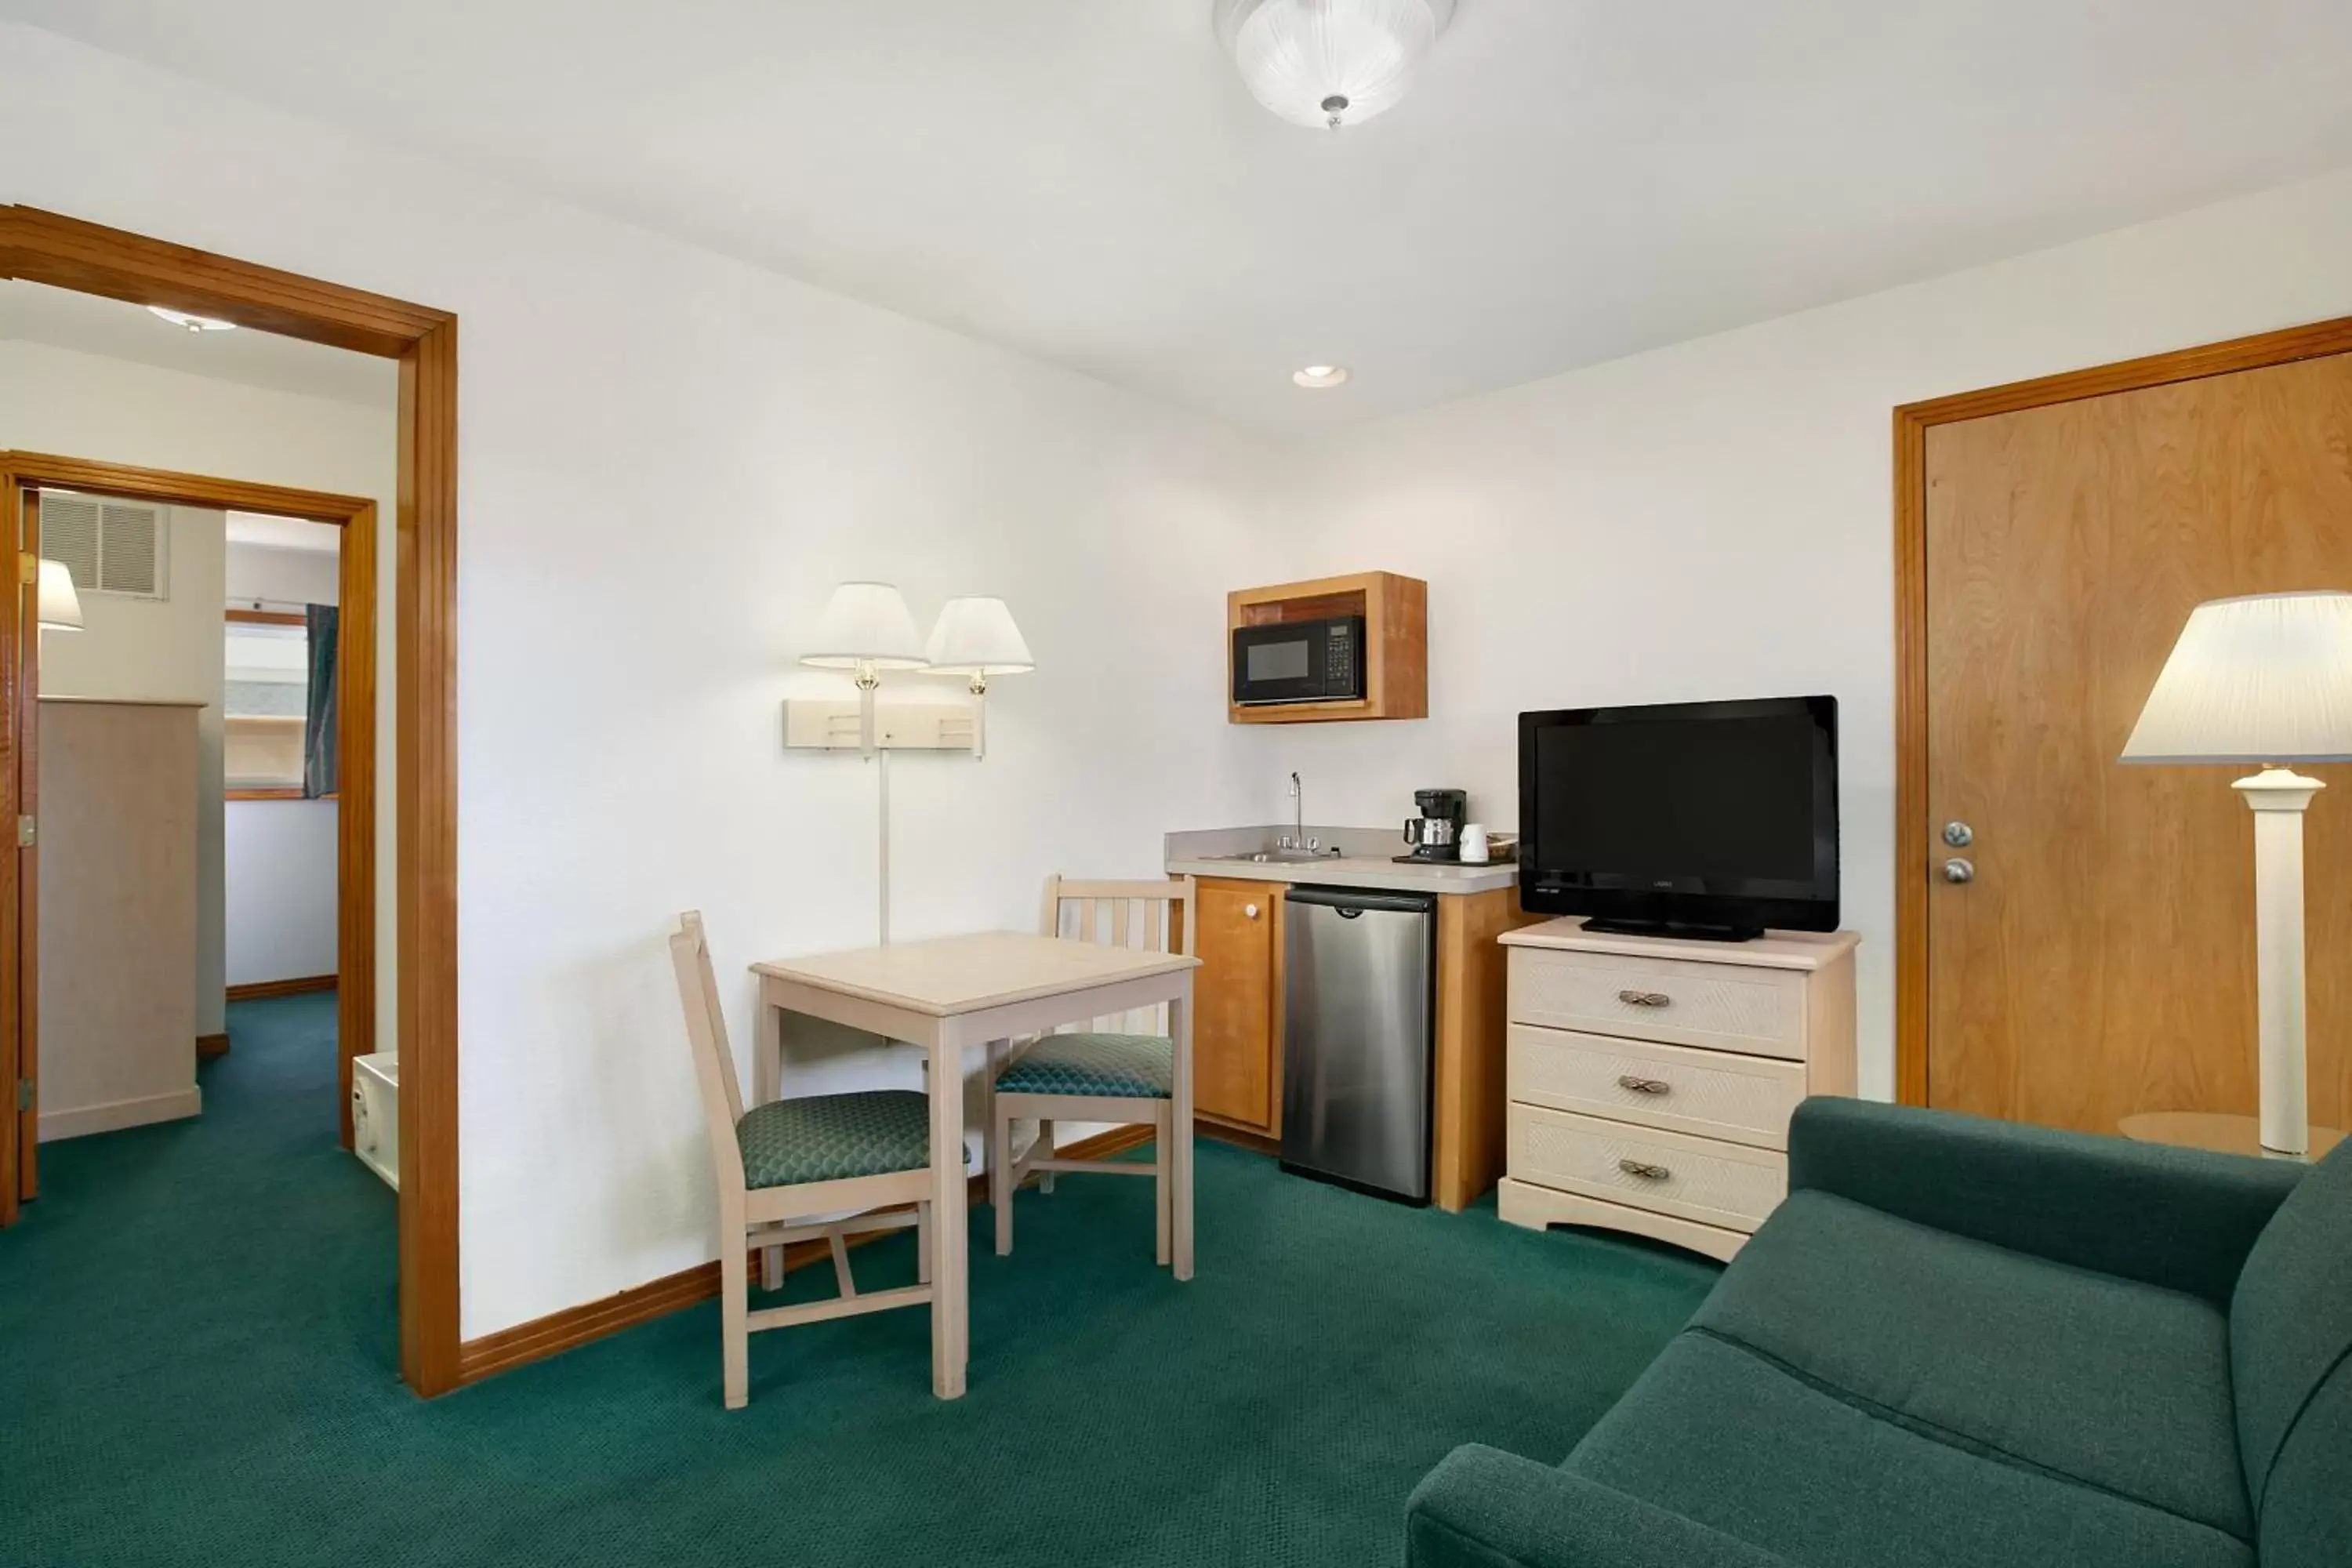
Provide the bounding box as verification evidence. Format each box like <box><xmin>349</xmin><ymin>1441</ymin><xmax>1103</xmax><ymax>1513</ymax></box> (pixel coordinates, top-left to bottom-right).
<box><xmin>223</xmin><ymin>613</ymin><xmax>311</xmax><ymax>794</ymax></box>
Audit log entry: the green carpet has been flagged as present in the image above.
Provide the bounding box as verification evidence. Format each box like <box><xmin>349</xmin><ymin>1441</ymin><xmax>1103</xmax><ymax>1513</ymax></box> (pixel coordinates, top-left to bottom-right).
<box><xmin>1</xmin><ymin>991</ymin><xmax>1720</xmax><ymax>1566</ymax></box>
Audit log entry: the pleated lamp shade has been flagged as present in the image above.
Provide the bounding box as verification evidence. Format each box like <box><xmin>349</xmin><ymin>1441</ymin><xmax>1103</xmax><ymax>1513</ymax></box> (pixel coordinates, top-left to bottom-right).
<box><xmin>1216</xmin><ymin>0</ymin><xmax>1454</xmax><ymax>130</ymax></box>
<box><xmin>800</xmin><ymin>582</ymin><xmax>928</xmax><ymax>670</ymax></box>
<box><xmin>37</xmin><ymin>559</ymin><xmax>84</xmax><ymax>631</ymax></box>
<box><xmin>924</xmin><ymin>597</ymin><xmax>1033</xmax><ymax>677</ymax></box>
<box><xmin>2121</xmin><ymin>591</ymin><xmax>2352</xmax><ymax>764</ymax></box>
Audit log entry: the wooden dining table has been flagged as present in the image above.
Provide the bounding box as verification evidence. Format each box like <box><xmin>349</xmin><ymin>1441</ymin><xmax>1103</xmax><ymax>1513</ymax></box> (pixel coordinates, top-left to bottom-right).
<box><xmin>750</xmin><ymin>931</ymin><xmax>1200</xmax><ymax>1399</ymax></box>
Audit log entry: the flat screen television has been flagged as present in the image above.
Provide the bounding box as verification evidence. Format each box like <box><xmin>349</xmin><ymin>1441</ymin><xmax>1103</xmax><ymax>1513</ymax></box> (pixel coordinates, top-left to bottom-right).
<box><xmin>1518</xmin><ymin>695</ymin><xmax>1838</xmax><ymax>940</ymax></box>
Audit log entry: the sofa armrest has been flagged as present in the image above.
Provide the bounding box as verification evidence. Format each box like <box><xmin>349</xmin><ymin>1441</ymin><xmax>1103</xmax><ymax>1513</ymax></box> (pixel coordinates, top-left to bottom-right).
<box><xmin>1405</xmin><ymin>1446</ymin><xmax>1794</xmax><ymax>1568</ymax></box>
<box><xmin>1786</xmin><ymin>1098</ymin><xmax>2304</xmax><ymax>1305</ymax></box>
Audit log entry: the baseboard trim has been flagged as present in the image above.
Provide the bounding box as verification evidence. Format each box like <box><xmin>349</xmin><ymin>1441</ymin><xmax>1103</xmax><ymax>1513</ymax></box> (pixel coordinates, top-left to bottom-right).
<box><xmin>195</xmin><ymin>1033</ymin><xmax>231</xmax><ymax>1058</ymax></box>
<box><xmin>453</xmin><ymin>1122</ymin><xmax>1159</xmax><ymax>1388</ymax></box>
<box><xmin>1196</xmin><ymin>1117</ymin><xmax>1280</xmax><ymax>1158</ymax></box>
<box><xmin>226</xmin><ymin>974</ymin><xmax>339</xmax><ymax>1002</ymax></box>
<box><xmin>38</xmin><ymin>1087</ymin><xmax>204</xmax><ymax>1142</ymax></box>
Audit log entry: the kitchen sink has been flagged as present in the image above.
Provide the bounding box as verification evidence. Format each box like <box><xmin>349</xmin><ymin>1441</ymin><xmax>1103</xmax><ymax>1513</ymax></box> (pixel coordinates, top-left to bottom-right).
<box><xmin>1207</xmin><ymin>848</ymin><xmax>1346</xmax><ymax>864</ymax></box>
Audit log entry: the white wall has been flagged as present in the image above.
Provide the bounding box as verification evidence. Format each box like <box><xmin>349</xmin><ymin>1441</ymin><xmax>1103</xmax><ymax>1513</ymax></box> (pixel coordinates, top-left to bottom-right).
<box><xmin>224</xmin><ymin>799</ymin><xmax>339</xmax><ymax>987</ymax></box>
<box><xmin>227</xmin><ymin>539</ymin><xmax>339</xmax><ymax>606</ymax></box>
<box><xmin>0</xmin><ymin>336</ymin><xmax>396</xmax><ymax>1056</ymax></box>
<box><xmin>32</xmin><ymin>503</ymin><xmax>229</xmax><ymax>1034</ymax></box>
<box><xmin>2</xmin><ymin>24</ymin><xmax>1277</xmax><ymax>1338</ymax></box>
<box><xmin>1261</xmin><ymin>165</ymin><xmax>2352</xmax><ymax>1101</ymax></box>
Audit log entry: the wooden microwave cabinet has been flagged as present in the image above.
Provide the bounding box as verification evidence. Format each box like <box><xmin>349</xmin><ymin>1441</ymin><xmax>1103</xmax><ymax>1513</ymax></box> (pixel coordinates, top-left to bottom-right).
<box><xmin>1186</xmin><ymin>874</ymin><xmax>1539</xmax><ymax>1210</ymax></box>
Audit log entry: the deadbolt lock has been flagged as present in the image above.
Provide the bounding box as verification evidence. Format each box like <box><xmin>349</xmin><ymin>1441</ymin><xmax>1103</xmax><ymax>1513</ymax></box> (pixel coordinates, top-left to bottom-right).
<box><xmin>1942</xmin><ymin>821</ymin><xmax>1973</xmax><ymax>848</ymax></box>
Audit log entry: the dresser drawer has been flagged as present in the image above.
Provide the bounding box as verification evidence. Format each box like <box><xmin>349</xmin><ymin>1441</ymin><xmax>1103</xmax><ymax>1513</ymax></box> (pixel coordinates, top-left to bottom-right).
<box><xmin>1508</xmin><ymin>946</ymin><xmax>1806</xmax><ymax>1059</ymax></box>
<box><xmin>1507</xmin><ymin>1105</ymin><xmax>1788</xmax><ymax>1233</ymax></box>
<box><xmin>1507</xmin><ymin>1025</ymin><xmax>1805</xmax><ymax>1149</ymax></box>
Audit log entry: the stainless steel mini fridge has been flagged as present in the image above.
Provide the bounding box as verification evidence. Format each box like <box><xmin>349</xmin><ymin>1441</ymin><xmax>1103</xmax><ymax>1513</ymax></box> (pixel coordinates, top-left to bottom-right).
<box><xmin>1279</xmin><ymin>884</ymin><xmax>1437</xmax><ymax>1204</ymax></box>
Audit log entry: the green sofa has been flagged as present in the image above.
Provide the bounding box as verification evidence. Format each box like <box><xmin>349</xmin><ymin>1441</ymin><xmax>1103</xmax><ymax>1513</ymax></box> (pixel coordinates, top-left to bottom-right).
<box><xmin>1406</xmin><ymin>1098</ymin><xmax>2350</xmax><ymax>1568</ymax></box>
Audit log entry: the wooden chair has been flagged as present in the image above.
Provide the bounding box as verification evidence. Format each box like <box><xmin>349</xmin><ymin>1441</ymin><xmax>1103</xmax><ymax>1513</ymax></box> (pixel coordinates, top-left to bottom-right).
<box><xmin>987</xmin><ymin>876</ymin><xmax>1197</xmax><ymax>1274</ymax></box>
<box><xmin>670</xmin><ymin>911</ymin><xmax>946</xmax><ymax>1409</ymax></box>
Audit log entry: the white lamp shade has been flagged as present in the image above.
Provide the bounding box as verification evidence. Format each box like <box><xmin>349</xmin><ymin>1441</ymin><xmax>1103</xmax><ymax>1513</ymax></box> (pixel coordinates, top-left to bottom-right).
<box><xmin>800</xmin><ymin>582</ymin><xmax>928</xmax><ymax>670</ymax></box>
<box><xmin>2121</xmin><ymin>591</ymin><xmax>2352</xmax><ymax>764</ymax></box>
<box><xmin>1216</xmin><ymin>0</ymin><xmax>1453</xmax><ymax>130</ymax></box>
<box><xmin>924</xmin><ymin>596</ymin><xmax>1034</xmax><ymax>676</ymax></box>
<box><xmin>36</xmin><ymin>559</ymin><xmax>83</xmax><ymax>631</ymax></box>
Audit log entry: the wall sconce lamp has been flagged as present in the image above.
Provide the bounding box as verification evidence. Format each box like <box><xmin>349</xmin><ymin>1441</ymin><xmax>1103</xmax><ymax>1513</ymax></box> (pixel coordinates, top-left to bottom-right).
<box><xmin>790</xmin><ymin>583</ymin><xmax>1034</xmax><ymax>944</ymax></box>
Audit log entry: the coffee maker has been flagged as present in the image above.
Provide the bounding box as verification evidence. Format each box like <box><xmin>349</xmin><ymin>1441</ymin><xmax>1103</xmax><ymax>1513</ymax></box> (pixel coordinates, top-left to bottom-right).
<box><xmin>1397</xmin><ymin>787</ymin><xmax>1469</xmax><ymax>863</ymax></box>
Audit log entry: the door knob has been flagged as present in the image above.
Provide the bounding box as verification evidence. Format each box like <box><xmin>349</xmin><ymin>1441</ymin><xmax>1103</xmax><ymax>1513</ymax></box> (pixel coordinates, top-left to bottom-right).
<box><xmin>1942</xmin><ymin>821</ymin><xmax>1974</xmax><ymax>848</ymax></box>
<box><xmin>1942</xmin><ymin>857</ymin><xmax>1974</xmax><ymax>884</ymax></box>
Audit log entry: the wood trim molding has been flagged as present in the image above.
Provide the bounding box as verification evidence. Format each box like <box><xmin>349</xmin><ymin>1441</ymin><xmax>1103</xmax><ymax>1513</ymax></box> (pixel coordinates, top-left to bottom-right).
<box><xmin>456</xmin><ymin>1124</ymin><xmax>1158</xmax><ymax>1387</ymax></box>
<box><xmin>1890</xmin><ymin>312</ymin><xmax>2352</xmax><ymax>1109</ymax></box>
<box><xmin>227</xmin><ymin>787</ymin><xmax>307</xmax><ymax>802</ymax></box>
<box><xmin>196</xmin><ymin>1033</ymin><xmax>230</xmax><ymax>1059</ymax></box>
<box><xmin>227</xmin><ymin>608</ymin><xmax>308</xmax><ymax>627</ymax></box>
<box><xmin>226</xmin><ymin>974</ymin><xmax>339</xmax><ymax>1003</ymax></box>
<box><xmin>0</xmin><ymin>206</ymin><xmax>459</xmax><ymax>1399</ymax></box>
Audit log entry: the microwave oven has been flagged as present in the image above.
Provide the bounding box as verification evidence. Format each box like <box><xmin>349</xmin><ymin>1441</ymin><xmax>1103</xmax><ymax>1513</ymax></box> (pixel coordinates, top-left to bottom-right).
<box><xmin>1231</xmin><ymin>615</ymin><xmax>1366</xmax><ymax>706</ymax></box>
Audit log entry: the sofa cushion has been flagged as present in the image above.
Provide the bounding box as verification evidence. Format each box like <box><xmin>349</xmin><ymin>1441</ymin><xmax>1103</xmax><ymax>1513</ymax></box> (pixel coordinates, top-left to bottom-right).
<box><xmin>2253</xmin><ymin>1360</ymin><xmax>2352</xmax><ymax>1568</ymax></box>
<box><xmin>1690</xmin><ymin>1189</ymin><xmax>2249</xmax><ymax>1541</ymax></box>
<box><xmin>1564</xmin><ymin>1332</ymin><xmax>2251</xmax><ymax>1568</ymax></box>
<box><xmin>2229</xmin><ymin>1136</ymin><xmax>2352</xmax><ymax>1517</ymax></box>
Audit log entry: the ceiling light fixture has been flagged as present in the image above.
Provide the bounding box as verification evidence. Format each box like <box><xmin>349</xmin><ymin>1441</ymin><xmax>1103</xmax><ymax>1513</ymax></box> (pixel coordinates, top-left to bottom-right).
<box><xmin>1216</xmin><ymin>0</ymin><xmax>1454</xmax><ymax>131</ymax></box>
<box><xmin>147</xmin><ymin>306</ymin><xmax>238</xmax><ymax>332</ymax></box>
<box><xmin>1292</xmin><ymin>365</ymin><xmax>1351</xmax><ymax>389</ymax></box>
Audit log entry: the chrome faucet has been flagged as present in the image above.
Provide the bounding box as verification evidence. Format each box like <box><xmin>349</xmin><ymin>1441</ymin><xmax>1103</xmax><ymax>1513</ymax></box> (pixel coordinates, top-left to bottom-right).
<box><xmin>1289</xmin><ymin>771</ymin><xmax>1312</xmax><ymax>851</ymax></box>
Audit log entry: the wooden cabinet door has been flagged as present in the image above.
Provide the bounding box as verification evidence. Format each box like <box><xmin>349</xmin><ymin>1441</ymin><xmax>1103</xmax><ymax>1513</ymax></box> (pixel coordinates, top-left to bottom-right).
<box><xmin>1192</xmin><ymin>878</ymin><xmax>1276</xmax><ymax>1131</ymax></box>
<box><xmin>1922</xmin><ymin>351</ymin><xmax>2352</xmax><ymax>1134</ymax></box>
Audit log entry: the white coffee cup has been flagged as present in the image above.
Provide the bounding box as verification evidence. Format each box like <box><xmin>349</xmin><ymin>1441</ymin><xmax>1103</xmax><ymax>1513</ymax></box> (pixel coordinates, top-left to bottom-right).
<box><xmin>1460</xmin><ymin>823</ymin><xmax>1490</xmax><ymax>863</ymax></box>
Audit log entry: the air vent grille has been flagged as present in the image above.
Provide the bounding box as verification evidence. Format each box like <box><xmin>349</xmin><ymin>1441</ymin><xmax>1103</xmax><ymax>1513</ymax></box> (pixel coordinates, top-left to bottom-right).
<box><xmin>38</xmin><ymin>492</ymin><xmax>169</xmax><ymax>600</ymax></box>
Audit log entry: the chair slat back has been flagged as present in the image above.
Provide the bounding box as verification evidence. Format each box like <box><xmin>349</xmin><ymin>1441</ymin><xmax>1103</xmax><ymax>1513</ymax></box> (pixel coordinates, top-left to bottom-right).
<box><xmin>1040</xmin><ymin>875</ymin><xmax>1197</xmax><ymax>1036</ymax></box>
<box><xmin>670</xmin><ymin>911</ymin><xmax>747</xmax><ymax>1192</ymax></box>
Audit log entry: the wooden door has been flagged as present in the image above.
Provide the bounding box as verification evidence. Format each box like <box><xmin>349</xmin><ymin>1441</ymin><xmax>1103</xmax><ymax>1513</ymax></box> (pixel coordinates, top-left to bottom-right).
<box><xmin>1192</xmin><ymin>878</ymin><xmax>1277</xmax><ymax>1132</ymax></box>
<box><xmin>1923</xmin><ymin>351</ymin><xmax>2352</xmax><ymax>1134</ymax></box>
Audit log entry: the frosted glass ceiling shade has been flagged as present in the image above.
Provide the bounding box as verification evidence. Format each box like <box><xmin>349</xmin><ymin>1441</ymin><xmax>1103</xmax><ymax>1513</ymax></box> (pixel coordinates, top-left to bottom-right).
<box><xmin>1216</xmin><ymin>0</ymin><xmax>1454</xmax><ymax>130</ymax></box>
<box><xmin>925</xmin><ymin>596</ymin><xmax>1034</xmax><ymax>676</ymax></box>
<box><xmin>36</xmin><ymin>559</ymin><xmax>82</xmax><ymax>631</ymax></box>
<box><xmin>800</xmin><ymin>581</ymin><xmax>928</xmax><ymax>670</ymax></box>
<box><xmin>2121</xmin><ymin>592</ymin><xmax>2352</xmax><ymax>764</ymax></box>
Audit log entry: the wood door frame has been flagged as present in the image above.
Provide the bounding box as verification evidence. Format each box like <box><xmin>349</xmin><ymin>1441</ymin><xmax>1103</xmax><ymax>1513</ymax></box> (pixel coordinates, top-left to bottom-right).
<box><xmin>0</xmin><ymin>206</ymin><xmax>462</xmax><ymax>1397</ymax></box>
<box><xmin>1892</xmin><ymin>313</ymin><xmax>2352</xmax><ymax>1107</ymax></box>
<box><xmin>4</xmin><ymin>455</ymin><xmax>378</xmax><ymax>1150</ymax></box>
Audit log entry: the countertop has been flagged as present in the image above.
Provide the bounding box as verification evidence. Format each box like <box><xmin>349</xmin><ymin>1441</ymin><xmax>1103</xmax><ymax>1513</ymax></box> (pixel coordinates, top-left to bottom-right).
<box><xmin>1164</xmin><ymin>825</ymin><xmax>1519</xmax><ymax>897</ymax></box>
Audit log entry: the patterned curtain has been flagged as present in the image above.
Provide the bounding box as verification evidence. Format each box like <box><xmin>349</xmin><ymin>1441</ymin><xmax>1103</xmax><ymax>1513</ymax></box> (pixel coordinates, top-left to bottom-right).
<box><xmin>304</xmin><ymin>603</ymin><xmax>339</xmax><ymax>799</ymax></box>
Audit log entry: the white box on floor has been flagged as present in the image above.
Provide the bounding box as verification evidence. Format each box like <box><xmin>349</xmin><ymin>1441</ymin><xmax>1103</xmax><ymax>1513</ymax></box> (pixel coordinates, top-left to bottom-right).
<box><xmin>352</xmin><ymin>1052</ymin><xmax>398</xmax><ymax>1190</ymax></box>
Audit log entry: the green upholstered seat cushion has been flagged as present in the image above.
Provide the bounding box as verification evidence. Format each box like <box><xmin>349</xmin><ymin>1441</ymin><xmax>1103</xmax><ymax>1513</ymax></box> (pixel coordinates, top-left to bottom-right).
<box><xmin>2255</xmin><ymin>1364</ymin><xmax>2352</xmax><ymax>1568</ymax></box>
<box><xmin>995</xmin><ymin>1033</ymin><xmax>1172</xmax><ymax>1099</ymax></box>
<box><xmin>734</xmin><ymin>1090</ymin><xmax>959</xmax><ymax>1189</ymax></box>
<box><xmin>1563</xmin><ymin>1332</ymin><xmax>2252</xmax><ymax>1568</ymax></box>
<box><xmin>2229</xmin><ymin>1137</ymin><xmax>2351</xmax><ymax>1539</ymax></box>
<box><xmin>1692</xmin><ymin>1190</ymin><xmax>2249</xmax><ymax>1541</ymax></box>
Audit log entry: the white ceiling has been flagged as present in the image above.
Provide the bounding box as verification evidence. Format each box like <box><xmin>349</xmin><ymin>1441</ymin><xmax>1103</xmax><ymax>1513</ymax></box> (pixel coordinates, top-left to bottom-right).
<box><xmin>227</xmin><ymin>514</ymin><xmax>342</xmax><ymax>553</ymax></box>
<box><xmin>11</xmin><ymin>2</ymin><xmax>2352</xmax><ymax>431</ymax></box>
<box><xmin>0</xmin><ymin>280</ymin><xmax>397</xmax><ymax>409</ymax></box>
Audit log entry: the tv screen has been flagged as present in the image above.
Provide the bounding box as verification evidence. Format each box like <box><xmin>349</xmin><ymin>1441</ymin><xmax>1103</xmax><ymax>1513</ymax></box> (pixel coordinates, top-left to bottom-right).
<box><xmin>1518</xmin><ymin>696</ymin><xmax>1838</xmax><ymax>938</ymax></box>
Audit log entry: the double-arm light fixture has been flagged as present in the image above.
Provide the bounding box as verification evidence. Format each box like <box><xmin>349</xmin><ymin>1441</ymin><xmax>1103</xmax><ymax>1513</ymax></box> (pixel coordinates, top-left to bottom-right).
<box><xmin>794</xmin><ymin>583</ymin><xmax>1034</xmax><ymax>944</ymax></box>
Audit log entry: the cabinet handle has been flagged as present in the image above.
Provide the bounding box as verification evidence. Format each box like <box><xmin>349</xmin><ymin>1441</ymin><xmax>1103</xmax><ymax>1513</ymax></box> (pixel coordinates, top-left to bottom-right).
<box><xmin>1617</xmin><ymin>1158</ymin><xmax>1671</xmax><ymax>1181</ymax></box>
<box><xmin>1617</xmin><ymin>989</ymin><xmax>1672</xmax><ymax>1008</ymax></box>
<box><xmin>1616</xmin><ymin>1074</ymin><xmax>1671</xmax><ymax>1095</ymax></box>
<box><xmin>1244</xmin><ymin>903</ymin><xmax>1261</xmax><ymax>920</ymax></box>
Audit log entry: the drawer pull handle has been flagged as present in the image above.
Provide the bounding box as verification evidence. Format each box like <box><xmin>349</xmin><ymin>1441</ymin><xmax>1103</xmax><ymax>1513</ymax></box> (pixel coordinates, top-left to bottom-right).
<box><xmin>1617</xmin><ymin>1158</ymin><xmax>1671</xmax><ymax>1181</ymax></box>
<box><xmin>1617</xmin><ymin>1074</ymin><xmax>1671</xmax><ymax>1095</ymax></box>
<box><xmin>1617</xmin><ymin>989</ymin><xmax>1672</xmax><ymax>1007</ymax></box>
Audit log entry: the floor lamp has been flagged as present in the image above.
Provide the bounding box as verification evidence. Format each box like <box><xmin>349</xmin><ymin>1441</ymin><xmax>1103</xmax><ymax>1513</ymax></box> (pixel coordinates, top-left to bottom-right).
<box><xmin>2121</xmin><ymin>590</ymin><xmax>2352</xmax><ymax>1158</ymax></box>
<box><xmin>800</xmin><ymin>582</ymin><xmax>929</xmax><ymax>945</ymax></box>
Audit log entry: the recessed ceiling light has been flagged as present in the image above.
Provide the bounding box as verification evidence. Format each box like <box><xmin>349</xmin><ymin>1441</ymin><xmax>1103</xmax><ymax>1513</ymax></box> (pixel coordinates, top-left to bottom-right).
<box><xmin>1293</xmin><ymin>365</ymin><xmax>1351</xmax><ymax>389</ymax></box>
<box><xmin>147</xmin><ymin>306</ymin><xmax>238</xmax><ymax>333</ymax></box>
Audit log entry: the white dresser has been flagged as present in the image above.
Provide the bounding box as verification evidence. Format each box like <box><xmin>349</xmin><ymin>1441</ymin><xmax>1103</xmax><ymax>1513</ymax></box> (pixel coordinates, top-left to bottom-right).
<box><xmin>1496</xmin><ymin>918</ymin><xmax>1859</xmax><ymax>1261</ymax></box>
